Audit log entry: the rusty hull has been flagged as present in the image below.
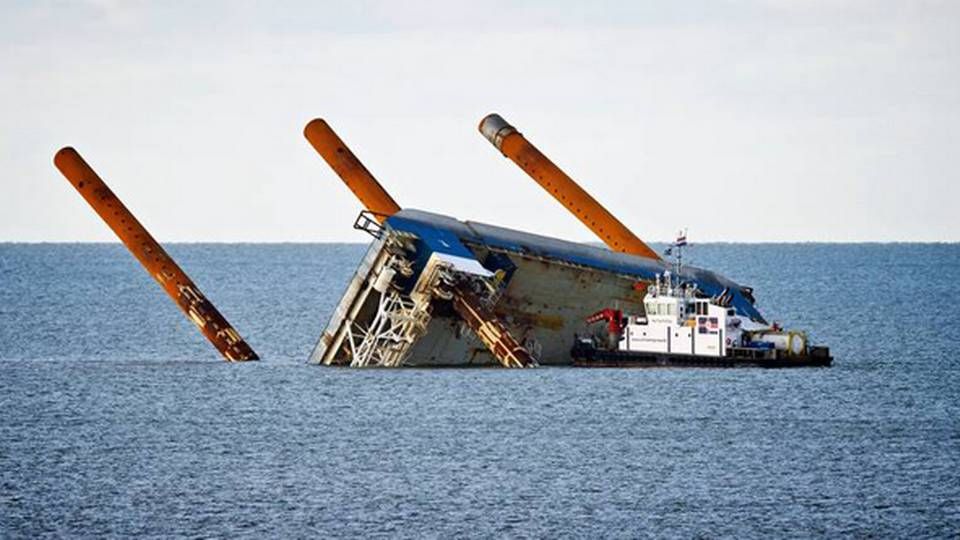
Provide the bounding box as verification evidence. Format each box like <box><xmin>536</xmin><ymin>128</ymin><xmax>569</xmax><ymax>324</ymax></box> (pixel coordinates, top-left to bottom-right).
<box><xmin>309</xmin><ymin>220</ymin><xmax>647</xmax><ymax>367</ymax></box>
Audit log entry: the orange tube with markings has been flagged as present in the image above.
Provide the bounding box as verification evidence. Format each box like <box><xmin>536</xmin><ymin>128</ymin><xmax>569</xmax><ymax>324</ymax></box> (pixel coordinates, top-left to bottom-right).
<box><xmin>304</xmin><ymin>119</ymin><xmax>401</xmax><ymax>222</ymax></box>
<box><xmin>479</xmin><ymin>113</ymin><xmax>660</xmax><ymax>260</ymax></box>
<box><xmin>53</xmin><ymin>147</ymin><xmax>259</xmax><ymax>362</ymax></box>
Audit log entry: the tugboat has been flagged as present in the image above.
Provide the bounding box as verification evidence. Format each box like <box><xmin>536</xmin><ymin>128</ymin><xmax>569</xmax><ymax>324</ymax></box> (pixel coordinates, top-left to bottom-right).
<box><xmin>571</xmin><ymin>231</ymin><xmax>832</xmax><ymax>368</ymax></box>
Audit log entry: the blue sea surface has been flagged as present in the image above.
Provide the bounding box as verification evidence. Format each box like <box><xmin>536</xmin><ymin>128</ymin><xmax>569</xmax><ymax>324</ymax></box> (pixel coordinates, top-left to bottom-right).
<box><xmin>1</xmin><ymin>243</ymin><xmax>958</xmax><ymax>537</ymax></box>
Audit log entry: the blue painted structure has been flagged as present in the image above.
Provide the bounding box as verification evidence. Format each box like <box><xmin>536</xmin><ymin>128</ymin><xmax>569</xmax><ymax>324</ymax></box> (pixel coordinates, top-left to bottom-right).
<box><xmin>386</xmin><ymin>209</ymin><xmax>767</xmax><ymax>324</ymax></box>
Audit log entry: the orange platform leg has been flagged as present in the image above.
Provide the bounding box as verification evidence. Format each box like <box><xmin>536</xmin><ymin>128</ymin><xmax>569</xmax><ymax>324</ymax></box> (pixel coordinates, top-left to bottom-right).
<box><xmin>53</xmin><ymin>147</ymin><xmax>259</xmax><ymax>362</ymax></box>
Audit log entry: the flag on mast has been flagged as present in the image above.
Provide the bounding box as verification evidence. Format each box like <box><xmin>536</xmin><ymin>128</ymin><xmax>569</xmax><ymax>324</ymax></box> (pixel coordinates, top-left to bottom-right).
<box><xmin>675</xmin><ymin>229</ymin><xmax>688</xmax><ymax>247</ymax></box>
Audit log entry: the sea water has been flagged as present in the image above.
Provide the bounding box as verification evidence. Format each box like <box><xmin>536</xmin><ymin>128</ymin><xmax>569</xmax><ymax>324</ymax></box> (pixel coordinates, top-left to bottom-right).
<box><xmin>1</xmin><ymin>243</ymin><xmax>958</xmax><ymax>537</ymax></box>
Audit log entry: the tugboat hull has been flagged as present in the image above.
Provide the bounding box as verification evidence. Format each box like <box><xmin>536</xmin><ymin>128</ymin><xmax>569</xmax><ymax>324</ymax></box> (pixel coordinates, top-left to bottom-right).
<box><xmin>571</xmin><ymin>342</ymin><xmax>832</xmax><ymax>368</ymax></box>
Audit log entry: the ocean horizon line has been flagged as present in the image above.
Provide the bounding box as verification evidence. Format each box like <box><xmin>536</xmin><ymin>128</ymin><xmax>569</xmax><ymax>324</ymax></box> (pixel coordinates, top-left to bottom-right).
<box><xmin>2</xmin><ymin>240</ymin><xmax>958</xmax><ymax>246</ymax></box>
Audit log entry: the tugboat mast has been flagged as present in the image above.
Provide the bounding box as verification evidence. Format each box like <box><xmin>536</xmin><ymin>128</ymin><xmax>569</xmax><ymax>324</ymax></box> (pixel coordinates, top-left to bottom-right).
<box><xmin>664</xmin><ymin>228</ymin><xmax>688</xmax><ymax>292</ymax></box>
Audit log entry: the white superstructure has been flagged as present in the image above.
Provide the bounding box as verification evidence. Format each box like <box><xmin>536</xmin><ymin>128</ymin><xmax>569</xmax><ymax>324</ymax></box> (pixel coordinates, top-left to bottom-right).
<box><xmin>621</xmin><ymin>271</ymin><xmax>742</xmax><ymax>357</ymax></box>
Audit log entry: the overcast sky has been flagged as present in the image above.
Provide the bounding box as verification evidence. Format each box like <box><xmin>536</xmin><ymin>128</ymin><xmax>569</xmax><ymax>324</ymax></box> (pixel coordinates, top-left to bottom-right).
<box><xmin>1</xmin><ymin>1</ymin><xmax>957</xmax><ymax>242</ymax></box>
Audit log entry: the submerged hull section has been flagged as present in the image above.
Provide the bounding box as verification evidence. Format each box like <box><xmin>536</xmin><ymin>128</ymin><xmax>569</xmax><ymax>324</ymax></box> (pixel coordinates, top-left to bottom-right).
<box><xmin>311</xmin><ymin>209</ymin><xmax>765</xmax><ymax>367</ymax></box>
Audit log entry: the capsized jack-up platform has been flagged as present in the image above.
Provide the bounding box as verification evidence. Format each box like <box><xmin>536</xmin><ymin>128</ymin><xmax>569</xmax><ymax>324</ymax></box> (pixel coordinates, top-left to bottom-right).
<box><xmin>51</xmin><ymin>112</ymin><xmax>830</xmax><ymax>367</ymax></box>
<box><xmin>306</xmin><ymin>114</ymin><xmax>829</xmax><ymax>367</ymax></box>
